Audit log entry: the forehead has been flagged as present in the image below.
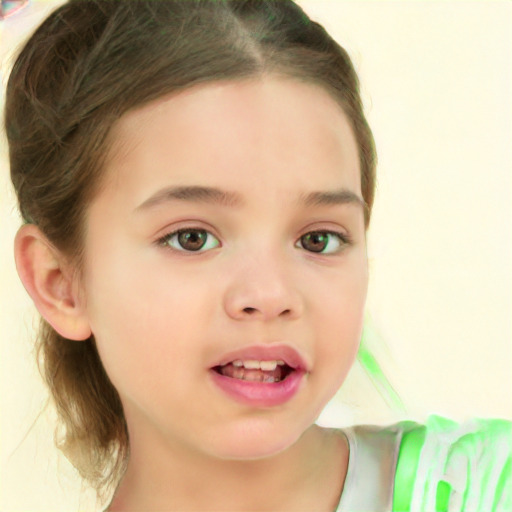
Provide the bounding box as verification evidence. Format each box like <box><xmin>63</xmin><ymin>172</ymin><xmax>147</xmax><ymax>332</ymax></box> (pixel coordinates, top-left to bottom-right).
<box><xmin>103</xmin><ymin>76</ymin><xmax>361</xmax><ymax>204</ymax></box>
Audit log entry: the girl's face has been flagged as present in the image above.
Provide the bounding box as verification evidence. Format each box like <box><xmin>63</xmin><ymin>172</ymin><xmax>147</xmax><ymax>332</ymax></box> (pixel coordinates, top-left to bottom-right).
<box><xmin>81</xmin><ymin>77</ymin><xmax>368</xmax><ymax>460</ymax></box>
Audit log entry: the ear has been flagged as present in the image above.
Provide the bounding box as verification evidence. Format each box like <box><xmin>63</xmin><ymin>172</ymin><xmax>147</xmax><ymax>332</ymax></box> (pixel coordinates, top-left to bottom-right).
<box><xmin>14</xmin><ymin>224</ymin><xmax>92</xmax><ymax>341</ymax></box>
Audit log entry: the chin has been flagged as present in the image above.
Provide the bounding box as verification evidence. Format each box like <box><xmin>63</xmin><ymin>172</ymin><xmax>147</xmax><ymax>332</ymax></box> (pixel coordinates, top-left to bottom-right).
<box><xmin>207</xmin><ymin>417</ymin><xmax>311</xmax><ymax>461</ymax></box>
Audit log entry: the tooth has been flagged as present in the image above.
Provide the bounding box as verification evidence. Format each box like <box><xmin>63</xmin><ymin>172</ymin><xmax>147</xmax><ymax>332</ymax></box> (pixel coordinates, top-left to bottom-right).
<box><xmin>243</xmin><ymin>370</ymin><xmax>264</xmax><ymax>382</ymax></box>
<box><xmin>231</xmin><ymin>359</ymin><xmax>286</xmax><ymax>371</ymax></box>
<box><xmin>233</xmin><ymin>367</ymin><xmax>245</xmax><ymax>380</ymax></box>
<box><xmin>242</xmin><ymin>360</ymin><xmax>261</xmax><ymax>370</ymax></box>
<box><xmin>260</xmin><ymin>361</ymin><xmax>277</xmax><ymax>371</ymax></box>
<box><xmin>263</xmin><ymin>375</ymin><xmax>276</xmax><ymax>383</ymax></box>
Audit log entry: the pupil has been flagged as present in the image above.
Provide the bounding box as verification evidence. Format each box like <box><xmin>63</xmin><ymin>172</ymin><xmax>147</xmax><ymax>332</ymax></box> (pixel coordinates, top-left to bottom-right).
<box><xmin>303</xmin><ymin>232</ymin><xmax>327</xmax><ymax>253</ymax></box>
<box><xmin>178</xmin><ymin>230</ymin><xmax>206</xmax><ymax>251</ymax></box>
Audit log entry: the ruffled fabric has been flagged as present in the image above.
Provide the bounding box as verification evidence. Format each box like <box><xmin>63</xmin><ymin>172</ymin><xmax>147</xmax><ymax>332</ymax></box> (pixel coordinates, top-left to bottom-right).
<box><xmin>395</xmin><ymin>415</ymin><xmax>512</xmax><ymax>512</ymax></box>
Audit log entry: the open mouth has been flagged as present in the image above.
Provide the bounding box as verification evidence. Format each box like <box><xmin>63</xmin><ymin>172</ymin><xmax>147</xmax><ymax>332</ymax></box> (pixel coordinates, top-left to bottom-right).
<box><xmin>212</xmin><ymin>361</ymin><xmax>295</xmax><ymax>383</ymax></box>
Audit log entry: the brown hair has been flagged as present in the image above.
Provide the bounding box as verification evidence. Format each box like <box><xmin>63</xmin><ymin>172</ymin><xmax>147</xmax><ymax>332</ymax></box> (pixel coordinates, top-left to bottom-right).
<box><xmin>5</xmin><ymin>0</ymin><xmax>377</xmax><ymax>499</ymax></box>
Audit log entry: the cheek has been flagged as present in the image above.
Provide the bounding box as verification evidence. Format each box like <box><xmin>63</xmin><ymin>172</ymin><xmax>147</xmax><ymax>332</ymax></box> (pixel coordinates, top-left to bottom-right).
<box><xmin>314</xmin><ymin>256</ymin><xmax>368</xmax><ymax>364</ymax></box>
<box><xmin>82</xmin><ymin>245</ymin><xmax>210</xmax><ymax>392</ymax></box>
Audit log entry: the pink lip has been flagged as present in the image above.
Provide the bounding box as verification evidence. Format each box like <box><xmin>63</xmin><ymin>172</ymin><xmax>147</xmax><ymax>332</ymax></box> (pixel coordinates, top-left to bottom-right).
<box><xmin>210</xmin><ymin>344</ymin><xmax>310</xmax><ymax>371</ymax></box>
<box><xmin>209</xmin><ymin>368</ymin><xmax>306</xmax><ymax>408</ymax></box>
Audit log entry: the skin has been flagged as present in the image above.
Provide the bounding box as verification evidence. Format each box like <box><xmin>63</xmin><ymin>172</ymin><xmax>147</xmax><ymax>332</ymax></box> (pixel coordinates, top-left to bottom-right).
<box><xmin>15</xmin><ymin>76</ymin><xmax>368</xmax><ymax>511</ymax></box>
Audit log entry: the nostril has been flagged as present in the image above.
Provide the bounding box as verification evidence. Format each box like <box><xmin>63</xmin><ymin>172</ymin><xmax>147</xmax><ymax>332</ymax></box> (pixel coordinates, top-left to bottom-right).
<box><xmin>242</xmin><ymin>307</ymin><xmax>292</xmax><ymax>316</ymax></box>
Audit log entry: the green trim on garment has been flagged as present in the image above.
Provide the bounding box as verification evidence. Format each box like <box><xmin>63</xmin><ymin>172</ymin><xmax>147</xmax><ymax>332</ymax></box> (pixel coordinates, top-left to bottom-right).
<box><xmin>493</xmin><ymin>457</ymin><xmax>511</xmax><ymax>510</ymax></box>
<box><xmin>392</xmin><ymin>423</ymin><xmax>426</xmax><ymax>512</ymax></box>
<box><xmin>435</xmin><ymin>480</ymin><xmax>452</xmax><ymax>512</ymax></box>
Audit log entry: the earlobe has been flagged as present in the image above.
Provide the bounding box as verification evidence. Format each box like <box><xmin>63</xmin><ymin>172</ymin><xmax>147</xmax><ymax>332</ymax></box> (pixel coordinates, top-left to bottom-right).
<box><xmin>14</xmin><ymin>224</ymin><xmax>92</xmax><ymax>341</ymax></box>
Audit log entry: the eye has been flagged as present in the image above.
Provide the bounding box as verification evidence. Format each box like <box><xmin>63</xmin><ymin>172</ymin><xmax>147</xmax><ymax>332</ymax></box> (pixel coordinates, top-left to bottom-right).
<box><xmin>296</xmin><ymin>231</ymin><xmax>350</xmax><ymax>255</ymax></box>
<box><xmin>158</xmin><ymin>229</ymin><xmax>220</xmax><ymax>252</ymax></box>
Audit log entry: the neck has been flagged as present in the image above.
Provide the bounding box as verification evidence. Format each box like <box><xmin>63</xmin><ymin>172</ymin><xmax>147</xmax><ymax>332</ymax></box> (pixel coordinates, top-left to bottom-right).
<box><xmin>107</xmin><ymin>424</ymin><xmax>348</xmax><ymax>512</ymax></box>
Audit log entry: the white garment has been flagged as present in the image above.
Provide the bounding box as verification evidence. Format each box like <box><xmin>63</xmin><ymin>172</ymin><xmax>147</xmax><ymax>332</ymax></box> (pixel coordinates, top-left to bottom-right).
<box><xmin>335</xmin><ymin>423</ymin><xmax>404</xmax><ymax>512</ymax></box>
<box><xmin>334</xmin><ymin>416</ymin><xmax>512</xmax><ymax>512</ymax></box>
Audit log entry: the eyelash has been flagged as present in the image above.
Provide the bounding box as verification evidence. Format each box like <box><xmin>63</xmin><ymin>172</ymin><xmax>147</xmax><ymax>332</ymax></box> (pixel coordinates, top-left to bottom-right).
<box><xmin>156</xmin><ymin>227</ymin><xmax>352</xmax><ymax>255</ymax></box>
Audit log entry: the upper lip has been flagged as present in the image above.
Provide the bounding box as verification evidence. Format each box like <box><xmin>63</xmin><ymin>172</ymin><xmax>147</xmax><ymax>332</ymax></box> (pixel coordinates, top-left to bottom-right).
<box><xmin>211</xmin><ymin>344</ymin><xmax>310</xmax><ymax>372</ymax></box>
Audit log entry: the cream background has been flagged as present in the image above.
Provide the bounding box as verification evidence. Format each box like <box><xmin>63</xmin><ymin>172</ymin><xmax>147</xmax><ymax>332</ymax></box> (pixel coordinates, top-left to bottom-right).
<box><xmin>1</xmin><ymin>1</ymin><xmax>511</xmax><ymax>510</ymax></box>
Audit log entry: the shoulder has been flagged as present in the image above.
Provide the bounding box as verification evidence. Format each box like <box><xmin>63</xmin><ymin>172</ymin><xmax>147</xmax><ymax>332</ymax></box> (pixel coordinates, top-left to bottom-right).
<box><xmin>392</xmin><ymin>415</ymin><xmax>512</xmax><ymax>512</ymax></box>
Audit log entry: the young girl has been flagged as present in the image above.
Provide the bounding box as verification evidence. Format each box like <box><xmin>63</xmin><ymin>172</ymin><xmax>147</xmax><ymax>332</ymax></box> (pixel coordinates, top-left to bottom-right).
<box><xmin>4</xmin><ymin>0</ymin><xmax>510</xmax><ymax>510</ymax></box>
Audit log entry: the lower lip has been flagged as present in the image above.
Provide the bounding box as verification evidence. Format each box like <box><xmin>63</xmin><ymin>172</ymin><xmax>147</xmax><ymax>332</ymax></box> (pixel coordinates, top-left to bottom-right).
<box><xmin>209</xmin><ymin>369</ymin><xmax>306</xmax><ymax>408</ymax></box>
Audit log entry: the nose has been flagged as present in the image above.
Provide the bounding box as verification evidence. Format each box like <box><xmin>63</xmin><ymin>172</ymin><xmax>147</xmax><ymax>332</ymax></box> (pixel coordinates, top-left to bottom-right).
<box><xmin>223</xmin><ymin>251</ymin><xmax>304</xmax><ymax>322</ymax></box>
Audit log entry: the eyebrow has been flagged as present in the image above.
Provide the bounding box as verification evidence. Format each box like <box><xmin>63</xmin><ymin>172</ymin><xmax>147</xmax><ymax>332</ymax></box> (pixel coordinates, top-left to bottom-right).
<box><xmin>134</xmin><ymin>185</ymin><xmax>367</xmax><ymax>212</ymax></box>
<box><xmin>135</xmin><ymin>186</ymin><xmax>242</xmax><ymax>211</ymax></box>
<box><xmin>298</xmin><ymin>189</ymin><xmax>368</xmax><ymax>211</ymax></box>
